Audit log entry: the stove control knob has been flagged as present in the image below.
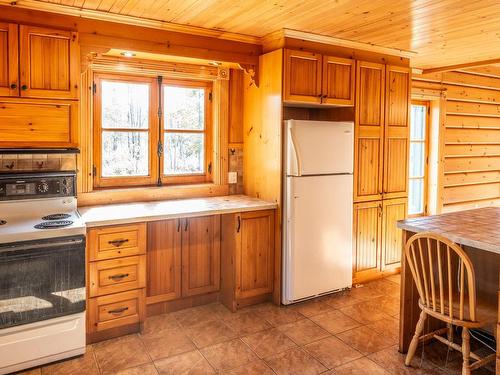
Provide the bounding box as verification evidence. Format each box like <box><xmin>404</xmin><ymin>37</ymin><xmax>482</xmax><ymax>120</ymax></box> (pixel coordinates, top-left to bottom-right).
<box><xmin>37</xmin><ymin>181</ymin><xmax>49</xmax><ymax>193</ymax></box>
<box><xmin>62</xmin><ymin>186</ymin><xmax>69</xmax><ymax>195</ymax></box>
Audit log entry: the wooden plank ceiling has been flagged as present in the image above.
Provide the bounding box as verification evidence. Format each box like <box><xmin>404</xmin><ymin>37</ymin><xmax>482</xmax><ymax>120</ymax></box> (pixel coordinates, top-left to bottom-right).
<box><xmin>11</xmin><ymin>0</ymin><xmax>500</xmax><ymax>69</ymax></box>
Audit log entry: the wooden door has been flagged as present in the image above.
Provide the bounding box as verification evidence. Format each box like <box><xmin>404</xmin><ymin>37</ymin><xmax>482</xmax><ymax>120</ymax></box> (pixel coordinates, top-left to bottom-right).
<box><xmin>0</xmin><ymin>23</ymin><xmax>19</xmax><ymax>97</ymax></box>
<box><xmin>283</xmin><ymin>49</ymin><xmax>322</xmax><ymax>104</ymax></box>
<box><xmin>384</xmin><ymin>65</ymin><xmax>410</xmax><ymax>199</ymax></box>
<box><xmin>354</xmin><ymin>61</ymin><xmax>385</xmax><ymax>202</ymax></box>
<box><xmin>181</xmin><ymin>215</ymin><xmax>221</xmax><ymax>297</ymax></box>
<box><xmin>146</xmin><ymin>219</ymin><xmax>182</xmax><ymax>304</ymax></box>
<box><xmin>321</xmin><ymin>56</ymin><xmax>355</xmax><ymax>106</ymax></box>
<box><xmin>19</xmin><ymin>25</ymin><xmax>79</xmax><ymax>99</ymax></box>
<box><xmin>381</xmin><ymin>198</ymin><xmax>407</xmax><ymax>271</ymax></box>
<box><xmin>353</xmin><ymin>200</ymin><xmax>382</xmax><ymax>284</ymax></box>
<box><xmin>235</xmin><ymin>210</ymin><xmax>274</xmax><ymax>299</ymax></box>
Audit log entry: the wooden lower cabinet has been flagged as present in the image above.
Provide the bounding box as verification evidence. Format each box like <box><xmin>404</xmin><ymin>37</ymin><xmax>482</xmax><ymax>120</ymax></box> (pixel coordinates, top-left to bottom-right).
<box><xmin>89</xmin><ymin>255</ymin><xmax>146</xmax><ymax>297</ymax></box>
<box><xmin>381</xmin><ymin>198</ymin><xmax>407</xmax><ymax>271</ymax></box>
<box><xmin>88</xmin><ymin>289</ymin><xmax>145</xmax><ymax>333</ymax></box>
<box><xmin>181</xmin><ymin>215</ymin><xmax>221</xmax><ymax>297</ymax></box>
<box><xmin>146</xmin><ymin>215</ymin><xmax>221</xmax><ymax>303</ymax></box>
<box><xmin>146</xmin><ymin>219</ymin><xmax>182</xmax><ymax>304</ymax></box>
<box><xmin>221</xmin><ymin>210</ymin><xmax>275</xmax><ymax>311</ymax></box>
<box><xmin>87</xmin><ymin>223</ymin><xmax>147</xmax><ymax>342</ymax></box>
<box><xmin>353</xmin><ymin>198</ymin><xmax>407</xmax><ymax>283</ymax></box>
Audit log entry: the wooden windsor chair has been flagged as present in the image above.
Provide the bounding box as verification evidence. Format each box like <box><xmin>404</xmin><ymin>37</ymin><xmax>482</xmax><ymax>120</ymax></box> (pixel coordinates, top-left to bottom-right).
<box><xmin>404</xmin><ymin>232</ymin><xmax>496</xmax><ymax>375</ymax></box>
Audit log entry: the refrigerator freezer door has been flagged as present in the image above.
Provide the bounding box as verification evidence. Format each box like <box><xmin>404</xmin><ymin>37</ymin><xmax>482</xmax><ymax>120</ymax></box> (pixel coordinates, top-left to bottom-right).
<box><xmin>286</xmin><ymin>120</ymin><xmax>353</xmax><ymax>176</ymax></box>
<box><xmin>283</xmin><ymin>174</ymin><xmax>353</xmax><ymax>303</ymax></box>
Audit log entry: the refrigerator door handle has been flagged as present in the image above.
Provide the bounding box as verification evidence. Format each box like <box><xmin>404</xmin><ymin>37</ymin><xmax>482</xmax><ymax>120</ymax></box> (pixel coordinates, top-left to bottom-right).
<box><xmin>289</xmin><ymin>127</ymin><xmax>301</xmax><ymax>176</ymax></box>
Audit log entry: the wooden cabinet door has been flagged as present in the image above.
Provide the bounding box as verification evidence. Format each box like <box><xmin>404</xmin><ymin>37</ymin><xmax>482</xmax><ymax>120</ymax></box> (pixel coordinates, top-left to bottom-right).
<box><xmin>146</xmin><ymin>219</ymin><xmax>182</xmax><ymax>304</ymax></box>
<box><xmin>353</xmin><ymin>200</ymin><xmax>382</xmax><ymax>284</ymax></box>
<box><xmin>235</xmin><ymin>210</ymin><xmax>274</xmax><ymax>299</ymax></box>
<box><xmin>384</xmin><ymin>65</ymin><xmax>410</xmax><ymax>199</ymax></box>
<box><xmin>0</xmin><ymin>23</ymin><xmax>19</xmax><ymax>97</ymax></box>
<box><xmin>0</xmin><ymin>98</ymin><xmax>78</xmax><ymax>148</ymax></box>
<box><xmin>321</xmin><ymin>56</ymin><xmax>355</xmax><ymax>106</ymax></box>
<box><xmin>283</xmin><ymin>49</ymin><xmax>322</xmax><ymax>104</ymax></box>
<box><xmin>354</xmin><ymin>61</ymin><xmax>385</xmax><ymax>202</ymax></box>
<box><xmin>381</xmin><ymin>198</ymin><xmax>407</xmax><ymax>271</ymax></box>
<box><xmin>181</xmin><ymin>215</ymin><xmax>221</xmax><ymax>297</ymax></box>
<box><xmin>19</xmin><ymin>26</ymin><xmax>79</xmax><ymax>99</ymax></box>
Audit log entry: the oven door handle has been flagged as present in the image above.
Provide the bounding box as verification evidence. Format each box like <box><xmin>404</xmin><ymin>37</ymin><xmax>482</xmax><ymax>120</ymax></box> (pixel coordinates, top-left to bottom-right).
<box><xmin>0</xmin><ymin>238</ymin><xmax>84</xmax><ymax>253</ymax></box>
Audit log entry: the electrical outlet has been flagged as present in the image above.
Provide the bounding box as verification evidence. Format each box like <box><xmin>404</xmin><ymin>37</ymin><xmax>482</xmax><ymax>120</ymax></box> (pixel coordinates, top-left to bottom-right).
<box><xmin>228</xmin><ymin>172</ymin><xmax>238</xmax><ymax>184</ymax></box>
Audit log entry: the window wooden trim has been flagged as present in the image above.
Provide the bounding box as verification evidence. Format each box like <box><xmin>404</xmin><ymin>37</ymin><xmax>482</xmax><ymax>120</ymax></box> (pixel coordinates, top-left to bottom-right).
<box><xmin>92</xmin><ymin>74</ymin><xmax>214</xmax><ymax>189</ymax></box>
<box><xmin>160</xmin><ymin>79</ymin><xmax>213</xmax><ymax>185</ymax></box>
<box><xmin>408</xmin><ymin>100</ymin><xmax>430</xmax><ymax>217</ymax></box>
<box><xmin>93</xmin><ymin>73</ymin><xmax>159</xmax><ymax>188</ymax></box>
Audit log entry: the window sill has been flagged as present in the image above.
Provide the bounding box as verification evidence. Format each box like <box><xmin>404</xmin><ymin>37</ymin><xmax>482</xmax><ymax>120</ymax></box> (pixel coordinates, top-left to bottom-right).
<box><xmin>78</xmin><ymin>183</ymin><xmax>229</xmax><ymax>207</ymax></box>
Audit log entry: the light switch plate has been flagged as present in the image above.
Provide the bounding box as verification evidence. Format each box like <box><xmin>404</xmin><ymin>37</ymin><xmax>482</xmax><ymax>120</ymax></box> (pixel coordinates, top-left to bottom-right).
<box><xmin>228</xmin><ymin>172</ymin><xmax>238</xmax><ymax>184</ymax></box>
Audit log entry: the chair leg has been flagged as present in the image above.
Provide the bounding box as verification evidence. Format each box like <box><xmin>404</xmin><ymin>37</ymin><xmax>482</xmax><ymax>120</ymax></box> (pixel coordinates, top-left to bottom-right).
<box><xmin>405</xmin><ymin>310</ymin><xmax>427</xmax><ymax>366</ymax></box>
<box><xmin>461</xmin><ymin>327</ymin><xmax>470</xmax><ymax>375</ymax></box>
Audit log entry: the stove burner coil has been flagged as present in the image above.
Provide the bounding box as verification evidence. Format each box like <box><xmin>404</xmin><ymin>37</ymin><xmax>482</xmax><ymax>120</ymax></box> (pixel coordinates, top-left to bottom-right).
<box><xmin>42</xmin><ymin>213</ymin><xmax>72</xmax><ymax>221</ymax></box>
<box><xmin>34</xmin><ymin>220</ymin><xmax>73</xmax><ymax>229</ymax></box>
<box><xmin>0</xmin><ymin>220</ymin><xmax>6</xmax><ymax>225</ymax></box>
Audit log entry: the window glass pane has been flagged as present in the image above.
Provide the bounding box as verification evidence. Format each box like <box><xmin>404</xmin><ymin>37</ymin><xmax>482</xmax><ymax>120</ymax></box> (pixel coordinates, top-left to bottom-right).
<box><xmin>409</xmin><ymin>142</ymin><xmax>425</xmax><ymax>178</ymax></box>
<box><xmin>102</xmin><ymin>131</ymin><xmax>149</xmax><ymax>177</ymax></box>
<box><xmin>164</xmin><ymin>86</ymin><xmax>205</xmax><ymax>130</ymax></box>
<box><xmin>101</xmin><ymin>81</ymin><xmax>149</xmax><ymax>129</ymax></box>
<box><xmin>410</xmin><ymin>105</ymin><xmax>426</xmax><ymax>141</ymax></box>
<box><xmin>164</xmin><ymin>133</ymin><xmax>204</xmax><ymax>175</ymax></box>
<box><xmin>409</xmin><ymin>179</ymin><xmax>424</xmax><ymax>215</ymax></box>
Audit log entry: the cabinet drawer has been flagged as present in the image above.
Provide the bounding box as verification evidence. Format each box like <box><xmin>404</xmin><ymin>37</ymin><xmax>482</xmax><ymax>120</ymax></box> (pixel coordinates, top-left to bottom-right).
<box><xmin>88</xmin><ymin>223</ymin><xmax>146</xmax><ymax>261</ymax></box>
<box><xmin>88</xmin><ymin>289</ymin><xmax>144</xmax><ymax>332</ymax></box>
<box><xmin>89</xmin><ymin>255</ymin><xmax>146</xmax><ymax>297</ymax></box>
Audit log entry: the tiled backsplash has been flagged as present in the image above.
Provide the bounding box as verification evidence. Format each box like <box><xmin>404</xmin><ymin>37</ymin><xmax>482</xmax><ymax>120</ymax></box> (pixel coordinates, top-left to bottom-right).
<box><xmin>228</xmin><ymin>148</ymin><xmax>243</xmax><ymax>195</ymax></box>
<box><xmin>0</xmin><ymin>154</ymin><xmax>77</xmax><ymax>173</ymax></box>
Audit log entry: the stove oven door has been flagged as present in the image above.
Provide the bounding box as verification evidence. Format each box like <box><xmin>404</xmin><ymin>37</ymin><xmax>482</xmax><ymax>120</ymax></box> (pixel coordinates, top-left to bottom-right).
<box><xmin>0</xmin><ymin>236</ymin><xmax>85</xmax><ymax>329</ymax></box>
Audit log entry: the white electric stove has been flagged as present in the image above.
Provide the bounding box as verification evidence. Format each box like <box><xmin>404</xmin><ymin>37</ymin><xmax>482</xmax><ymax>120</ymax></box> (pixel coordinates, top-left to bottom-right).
<box><xmin>0</xmin><ymin>172</ymin><xmax>86</xmax><ymax>374</ymax></box>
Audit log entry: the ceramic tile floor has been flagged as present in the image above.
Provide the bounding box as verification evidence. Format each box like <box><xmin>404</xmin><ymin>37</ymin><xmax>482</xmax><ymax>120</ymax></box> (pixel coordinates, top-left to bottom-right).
<box><xmin>16</xmin><ymin>275</ymin><xmax>495</xmax><ymax>375</ymax></box>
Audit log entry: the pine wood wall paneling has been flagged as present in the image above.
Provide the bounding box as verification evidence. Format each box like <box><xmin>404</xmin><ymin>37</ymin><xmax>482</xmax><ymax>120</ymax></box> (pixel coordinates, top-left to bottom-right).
<box><xmin>242</xmin><ymin>49</ymin><xmax>282</xmax><ymax>304</ymax></box>
<box><xmin>413</xmin><ymin>68</ymin><xmax>500</xmax><ymax>212</ymax></box>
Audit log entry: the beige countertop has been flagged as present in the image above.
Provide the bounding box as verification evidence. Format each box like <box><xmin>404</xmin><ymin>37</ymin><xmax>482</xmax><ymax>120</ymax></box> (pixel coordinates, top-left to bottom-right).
<box><xmin>397</xmin><ymin>207</ymin><xmax>500</xmax><ymax>254</ymax></box>
<box><xmin>78</xmin><ymin>195</ymin><xmax>278</xmax><ymax>227</ymax></box>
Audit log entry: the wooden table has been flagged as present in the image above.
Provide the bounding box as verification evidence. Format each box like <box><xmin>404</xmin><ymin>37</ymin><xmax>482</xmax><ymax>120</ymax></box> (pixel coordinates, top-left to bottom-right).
<box><xmin>397</xmin><ymin>207</ymin><xmax>500</xmax><ymax>372</ymax></box>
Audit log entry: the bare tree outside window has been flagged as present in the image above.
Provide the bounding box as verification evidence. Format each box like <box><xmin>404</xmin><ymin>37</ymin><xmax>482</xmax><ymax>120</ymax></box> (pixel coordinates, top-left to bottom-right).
<box><xmin>101</xmin><ymin>81</ymin><xmax>150</xmax><ymax>177</ymax></box>
<box><xmin>163</xmin><ymin>86</ymin><xmax>205</xmax><ymax>175</ymax></box>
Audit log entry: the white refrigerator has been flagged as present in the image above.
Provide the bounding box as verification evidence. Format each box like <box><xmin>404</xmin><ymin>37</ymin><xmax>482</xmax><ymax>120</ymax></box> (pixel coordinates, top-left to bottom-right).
<box><xmin>282</xmin><ymin>119</ymin><xmax>354</xmax><ymax>305</ymax></box>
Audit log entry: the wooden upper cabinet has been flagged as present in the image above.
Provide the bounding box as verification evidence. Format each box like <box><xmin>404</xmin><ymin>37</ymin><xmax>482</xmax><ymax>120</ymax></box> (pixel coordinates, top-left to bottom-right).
<box><xmin>322</xmin><ymin>56</ymin><xmax>355</xmax><ymax>106</ymax></box>
<box><xmin>0</xmin><ymin>23</ymin><xmax>19</xmax><ymax>97</ymax></box>
<box><xmin>0</xmin><ymin>98</ymin><xmax>78</xmax><ymax>148</ymax></box>
<box><xmin>146</xmin><ymin>219</ymin><xmax>182</xmax><ymax>304</ymax></box>
<box><xmin>354</xmin><ymin>61</ymin><xmax>385</xmax><ymax>202</ymax></box>
<box><xmin>181</xmin><ymin>215</ymin><xmax>221</xmax><ymax>297</ymax></box>
<box><xmin>284</xmin><ymin>49</ymin><xmax>355</xmax><ymax>106</ymax></box>
<box><xmin>384</xmin><ymin>65</ymin><xmax>410</xmax><ymax>199</ymax></box>
<box><xmin>19</xmin><ymin>25</ymin><xmax>79</xmax><ymax>99</ymax></box>
<box><xmin>235</xmin><ymin>210</ymin><xmax>274</xmax><ymax>299</ymax></box>
<box><xmin>284</xmin><ymin>49</ymin><xmax>322</xmax><ymax>104</ymax></box>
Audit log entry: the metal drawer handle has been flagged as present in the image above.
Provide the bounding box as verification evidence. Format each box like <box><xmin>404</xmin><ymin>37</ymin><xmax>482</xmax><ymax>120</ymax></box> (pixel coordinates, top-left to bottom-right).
<box><xmin>108</xmin><ymin>273</ymin><xmax>129</xmax><ymax>281</ymax></box>
<box><xmin>108</xmin><ymin>238</ymin><xmax>129</xmax><ymax>247</ymax></box>
<box><xmin>108</xmin><ymin>306</ymin><xmax>129</xmax><ymax>315</ymax></box>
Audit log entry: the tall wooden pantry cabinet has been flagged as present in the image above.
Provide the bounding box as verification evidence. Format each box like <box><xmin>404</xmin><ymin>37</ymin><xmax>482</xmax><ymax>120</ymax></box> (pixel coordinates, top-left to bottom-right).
<box><xmin>353</xmin><ymin>62</ymin><xmax>410</xmax><ymax>283</ymax></box>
